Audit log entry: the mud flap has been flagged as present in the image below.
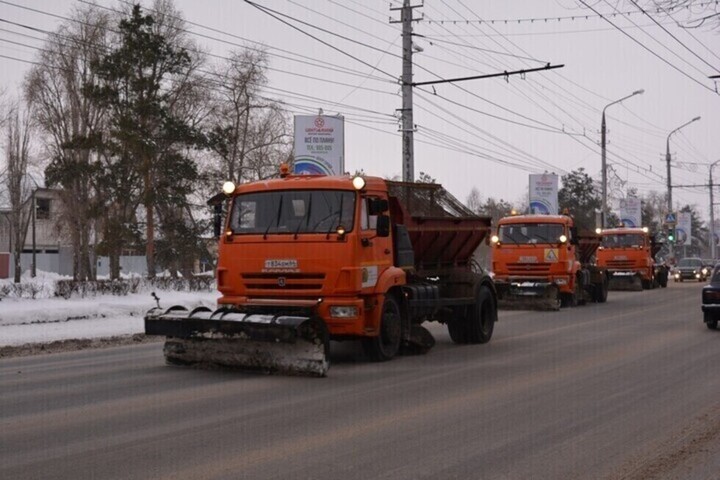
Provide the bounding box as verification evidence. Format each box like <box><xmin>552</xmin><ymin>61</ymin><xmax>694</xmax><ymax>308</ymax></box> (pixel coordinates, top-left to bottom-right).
<box><xmin>145</xmin><ymin>306</ymin><xmax>330</xmax><ymax>377</ymax></box>
<box><xmin>401</xmin><ymin>324</ymin><xmax>435</xmax><ymax>355</ymax></box>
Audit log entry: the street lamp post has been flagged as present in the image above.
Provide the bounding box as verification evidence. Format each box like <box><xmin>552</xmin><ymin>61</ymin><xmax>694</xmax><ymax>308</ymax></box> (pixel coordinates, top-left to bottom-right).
<box><xmin>710</xmin><ymin>160</ymin><xmax>720</xmax><ymax>260</ymax></box>
<box><xmin>601</xmin><ymin>89</ymin><xmax>644</xmax><ymax>228</ymax></box>
<box><xmin>665</xmin><ymin>116</ymin><xmax>701</xmax><ymax>262</ymax></box>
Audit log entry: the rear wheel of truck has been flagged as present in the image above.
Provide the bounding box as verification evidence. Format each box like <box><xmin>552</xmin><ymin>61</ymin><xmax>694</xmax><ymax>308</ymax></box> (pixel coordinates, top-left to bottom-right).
<box><xmin>448</xmin><ymin>285</ymin><xmax>495</xmax><ymax>344</ymax></box>
<box><xmin>592</xmin><ymin>276</ymin><xmax>609</xmax><ymax>303</ymax></box>
<box><xmin>363</xmin><ymin>294</ymin><xmax>402</xmax><ymax>361</ymax></box>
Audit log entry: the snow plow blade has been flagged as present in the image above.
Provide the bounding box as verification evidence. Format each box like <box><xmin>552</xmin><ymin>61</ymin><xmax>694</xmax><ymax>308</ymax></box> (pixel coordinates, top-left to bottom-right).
<box><xmin>144</xmin><ymin>306</ymin><xmax>330</xmax><ymax>377</ymax></box>
<box><xmin>497</xmin><ymin>284</ymin><xmax>561</xmax><ymax>311</ymax></box>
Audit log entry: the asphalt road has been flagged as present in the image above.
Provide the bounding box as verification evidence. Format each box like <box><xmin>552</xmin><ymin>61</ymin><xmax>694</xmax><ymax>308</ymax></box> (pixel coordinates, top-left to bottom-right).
<box><xmin>2</xmin><ymin>282</ymin><xmax>719</xmax><ymax>480</ymax></box>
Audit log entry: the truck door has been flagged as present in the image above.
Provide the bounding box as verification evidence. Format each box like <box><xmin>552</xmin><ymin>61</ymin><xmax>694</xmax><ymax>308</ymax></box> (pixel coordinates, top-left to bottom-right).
<box><xmin>358</xmin><ymin>195</ymin><xmax>393</xmax><ymax>291</ymax></box>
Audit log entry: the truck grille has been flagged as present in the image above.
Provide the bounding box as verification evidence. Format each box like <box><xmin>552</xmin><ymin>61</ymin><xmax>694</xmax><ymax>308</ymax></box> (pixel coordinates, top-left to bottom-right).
<box><xmin>607</xmin><ymin>260</ymin><xmax>635</xmax><ymax>269</ymax></box>
<box><xmin>507</xmin><ymin>263</ymin><xmax>551</xmax><ymax>275</ymax></box>
<box><xmin>242</xmin><ymin>272</ymin><xmax>325</xmax><ymax>291</ymax></box>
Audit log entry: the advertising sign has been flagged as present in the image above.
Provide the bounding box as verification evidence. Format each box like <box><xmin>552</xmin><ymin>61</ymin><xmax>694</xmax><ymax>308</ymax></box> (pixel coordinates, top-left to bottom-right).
<box><xmin>676</xmin><ymin>211</ymin><xmax>692</xmax><ymax>246</ymax></box>
<box><xmin>619</xmin><ymin>197</ymin><xmax>642</xmax><ymax>227</ymax></box>
<box><xmin>529</xmin><ymin>174</ymin><xmax>558</xmax><ymax>215</ymax></box>
<box><xmin>293</xmin><ymin>114</ymin><xmax>344</xmax><ymax>175</ymax></box>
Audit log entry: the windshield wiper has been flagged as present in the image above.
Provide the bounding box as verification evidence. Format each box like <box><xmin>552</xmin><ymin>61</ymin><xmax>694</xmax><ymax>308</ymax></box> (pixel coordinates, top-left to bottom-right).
<box><xmin>533</xmin><ymin>233</ymin><xmax>553</xmax><ymax>244</ymax></box>
<box><xmin>294</xmin><ymin>194</ymin><xmax>312</xmax><ymax>239</ymax></box>
<box><xmin>264</xmin><ymin>195</ymin><xmax>284</xmax><ymax>239</ymax></box>
<box><xmin>326</xmin><ymin>193</ymin><xmax>344</xmax><ymax>239</ymax></box>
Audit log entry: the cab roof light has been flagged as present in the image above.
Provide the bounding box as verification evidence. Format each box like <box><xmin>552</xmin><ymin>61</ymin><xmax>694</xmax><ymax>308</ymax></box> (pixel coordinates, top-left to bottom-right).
<box><xmin>222</xmin><ymin>181</ymin><xmax>236</xmax><ymax>195</ymax></box>
<box><xmin>352</xmin><ymin>176</ymin><xmax>366</xmax><ymax>190</ymax></box>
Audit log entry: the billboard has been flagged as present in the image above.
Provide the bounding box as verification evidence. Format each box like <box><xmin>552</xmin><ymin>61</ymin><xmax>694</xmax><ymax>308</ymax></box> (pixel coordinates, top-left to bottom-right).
<box><xmin>676</xmin><ymin>211</ymin><xmax>692</xmax><ymax>246</ymax></box>
<box><xmin>619</xmin><ymin>197</ymin><xmax>642</xmax><ymax>227</ymax></box>
<box><xmin>293</xmin><ymin>114</ymin><xmax>344</xmax><ymax>175</ymax></box>
<box><xmin>529</xmin><ymin>174</ymin><xmax>558</xmax><ymax>215</ymax></box>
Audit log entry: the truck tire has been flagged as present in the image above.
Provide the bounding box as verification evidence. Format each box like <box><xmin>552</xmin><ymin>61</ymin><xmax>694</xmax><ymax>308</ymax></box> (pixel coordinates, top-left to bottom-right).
<box><xmin>593</xmin><ymin>276</ymin><xmax>609</xmax><ymax>303</ymax></box>
<box><xmin>448</xmin><ymin>285</ymin><xmax>495</xmax><ymax>344</ymax></box>
<box><xmin>562</xmin><ymin>278</ymin><xmax>582</xmax><ymax>307</ymax></box>
<box><xmin>363</xmin><ymin>294</ymin><xmax>402</xmax><ymax>361</ymax></box>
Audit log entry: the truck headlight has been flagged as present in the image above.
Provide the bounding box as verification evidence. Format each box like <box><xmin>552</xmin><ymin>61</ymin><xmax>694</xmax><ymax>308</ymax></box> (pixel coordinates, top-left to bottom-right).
<box><xmin>330</xmin><ymin>306</ymin><xmax>358</xmax><ymax>318</ymax></box>
<box><xmin>555</xmin><ymin>278</ymin><xmax>568</xmax><ymax>285</ymax></box>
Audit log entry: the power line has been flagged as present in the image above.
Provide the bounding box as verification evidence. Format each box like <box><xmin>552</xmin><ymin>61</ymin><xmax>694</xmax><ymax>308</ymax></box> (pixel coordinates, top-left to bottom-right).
<box><xmin>627</xmin><ymin>0</ymin><xmax>720</xmax><ymax>74</ymax></box>
<box><xmin>242</xmin><ymin>0</ymin><xmax>398</xmax><ymax>80</ymax></box>
<box><xmin>95</xmin><ymin>0</ymin><xmax>395</xmax><ymax>83</ymax></box>
<box><xmin>424</xmin><ymin>1</ymin><xmax>720</xmax><ymax>25</ymax></box>
<box><xmin>577</xmin><ymin>0</ymin><xmax>717</xmax><ymax>94</ymax></box>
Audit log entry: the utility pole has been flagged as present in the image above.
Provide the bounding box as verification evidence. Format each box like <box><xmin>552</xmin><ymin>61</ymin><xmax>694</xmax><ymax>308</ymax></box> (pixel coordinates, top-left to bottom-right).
<box><xmin>600</xmin><ymin>90</ymin><xmax>644</xmax><ymax>229</ymax></box>
<box><xmin>710</xmin><ymin>169</ymin><xmax>716</xmax><ymax>260</ymax></box>
<box><xmin>31</xmin><ymin>188</ymin><xmax>36</xmax><ymax>278</ymax></box>
<box><xmin>390</xmin><ymin>2</ymin><xmax>562</xmax><ymax>183</ymax></box>
<box><xmin>710</xmin><ymin>160</ymin><xmax>720</xmax><ymax>259</ymax></box>
<box><xmin>665</xmin><ymin>116</ymin><xmax>701</xmax><ymax>262</ymax></box>
<box><xmin>391</xmin><ymin>0</ymin><xmax>422</xmax><ymax>183</ymax></box>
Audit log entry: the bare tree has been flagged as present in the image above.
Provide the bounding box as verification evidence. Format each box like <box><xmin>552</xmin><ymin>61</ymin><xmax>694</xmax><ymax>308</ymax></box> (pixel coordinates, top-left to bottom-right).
<box><xmin>3</xmin><ymin>103</ymin><xmax>34</xmax><ymax>282</ymax></box>
<box><xmin>206</xmin><ymin>48</ymin><xmax>291</xmax><ymax>186</ymax></box>
<box><xmin>25</xmin><ymin>4</ymin><xmax>110</xmax><ymax>281</ymax></box>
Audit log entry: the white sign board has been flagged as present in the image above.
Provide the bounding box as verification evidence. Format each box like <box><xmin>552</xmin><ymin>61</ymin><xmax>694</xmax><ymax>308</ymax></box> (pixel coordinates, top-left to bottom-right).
<box><xmin>676</xmin><ymin>211</ymin><xmax>692</xmax><ymax>246</ymax></box>
<box><xmin>619</xmin><ymin>197</ymin><xmax>642</xmax><ymax>227</ymax></box>
<box><xmin>529</xmin><ymin>174</ymin><xmax>558</xmax><ymax>215</ymax></box>
<box><xmin>293</xmin><ymin>114</ymin><xmax>344</xmax><ymax>175</ymax></box>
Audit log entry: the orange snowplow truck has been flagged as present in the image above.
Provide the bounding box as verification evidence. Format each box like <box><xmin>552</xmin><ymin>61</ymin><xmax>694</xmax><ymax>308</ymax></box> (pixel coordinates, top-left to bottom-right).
<box><xmin>145</xmin><ymin>172</ymin><xmax>498</xmax><ymax>376</ymax></box>
<box><xmin>490</xmin><ymin>213</ymin><xmax>609</xmax><ymax>310</ymax></box>
<box><xmin>596</xmin><ymin>227</ymin><xmax>669</xmax><ymax>290</ymax></box>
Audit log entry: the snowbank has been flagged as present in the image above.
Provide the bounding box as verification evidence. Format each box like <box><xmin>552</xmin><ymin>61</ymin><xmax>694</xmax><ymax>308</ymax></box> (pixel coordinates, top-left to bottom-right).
<box><xmin>0</xmin><ymin>286</ymin><xmax>218</xmax><ymax>347</ymax></box>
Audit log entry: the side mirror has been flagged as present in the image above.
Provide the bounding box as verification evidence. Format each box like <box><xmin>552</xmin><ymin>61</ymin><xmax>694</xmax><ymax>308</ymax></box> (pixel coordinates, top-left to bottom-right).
<box><xmin>368</xmin><ymin>198</ymin><xmax>389</xmax><ymax>215</ymax></box>
<box><xmin>376</xmin><ymin>214</ymin><xmax>390</xmax><ymax>237</ymax></box>
<box><xmin>213</xmin><ymin>203</ymin><xmax>223</xmax><ymax>239</ymax></box>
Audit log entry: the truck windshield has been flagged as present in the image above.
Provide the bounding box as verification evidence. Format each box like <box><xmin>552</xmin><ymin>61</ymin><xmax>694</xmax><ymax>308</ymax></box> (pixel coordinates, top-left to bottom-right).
<box><xmin>601</xmin><ymin>234</ymin><xmax>645</xmax><ymax>248</ymax></box>
<box><xmin>229</xmin><ymin>190</ymin><xmax>356</xmax><ymax>235</ymax></box>
<box><xmin>498</xmin><ymin>223</ymin><xmax>564</xmax><ymax>244</ymax></box>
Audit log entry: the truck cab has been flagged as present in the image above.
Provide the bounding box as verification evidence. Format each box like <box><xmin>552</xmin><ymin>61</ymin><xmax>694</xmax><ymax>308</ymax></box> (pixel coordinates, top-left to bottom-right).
<box><xmin>218</xmin><ymin>174</ymin><xmax>401</xmax><ymax>340</ymax></box>
<box><xmin>596</xmin><ymin>227</ymin><xmax>664</xmax><ymax>290</ymax></box>
<box><xmin>491</xmin><ymin>213</ymin><xmax>608</xmax><ymax>309</ymax></box>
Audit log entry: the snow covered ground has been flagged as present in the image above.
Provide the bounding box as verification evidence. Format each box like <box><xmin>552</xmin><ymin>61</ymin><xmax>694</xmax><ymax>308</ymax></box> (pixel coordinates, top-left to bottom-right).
<box><xmin>0</xmin><ymin>272</ymin><xmax>218</xmax><ymax>347</ymax></box>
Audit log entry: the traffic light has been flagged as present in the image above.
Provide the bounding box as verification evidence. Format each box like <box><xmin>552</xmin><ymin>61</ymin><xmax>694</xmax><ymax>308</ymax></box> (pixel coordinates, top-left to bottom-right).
<box><xmin>667</xmin><ymin>228</ymin><xmax>675</xmax><ymax>243</ymax></box>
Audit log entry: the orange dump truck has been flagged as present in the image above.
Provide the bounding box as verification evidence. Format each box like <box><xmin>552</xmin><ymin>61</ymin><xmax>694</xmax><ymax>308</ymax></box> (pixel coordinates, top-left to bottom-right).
<box><xmin>145</xmin><ymin>172</ymin><xmax>497</xmax><ymax>376</ymax></box>
<box><xmin>596</xmin><ymin>227</ymin><xmax>669</xmax><ymax>290</ymax></box>
<box><xmin>490</xmin><ymin>213</ymin><xmax>609</xmax><ymax>310</ymax></box>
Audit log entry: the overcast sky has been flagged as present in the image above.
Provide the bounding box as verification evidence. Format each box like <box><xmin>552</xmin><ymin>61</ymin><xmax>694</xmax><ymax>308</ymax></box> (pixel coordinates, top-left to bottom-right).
<box><xmin>1</xmin><ymin>0</ymin><xmax>719</xmax><ymax>221</ymax></box>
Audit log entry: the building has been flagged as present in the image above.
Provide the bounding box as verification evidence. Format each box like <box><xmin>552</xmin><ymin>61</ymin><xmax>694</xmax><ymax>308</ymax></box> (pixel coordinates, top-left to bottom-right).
<box><xmin>0</xmin><ymin>188</ymin><xmax>72</xmax><ymax>279</ymax></box>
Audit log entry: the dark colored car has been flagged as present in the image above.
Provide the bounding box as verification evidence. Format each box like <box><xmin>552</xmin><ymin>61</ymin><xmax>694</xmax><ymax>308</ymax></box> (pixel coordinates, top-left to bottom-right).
<box><xmin>701</xmin><ymin>265</ymin><xmax>720</xmax><ymax>330</ymax></box>
<box><xmin>673</xmin><ymin>257</ymin><xmax>706</xmax><ymax>282</ymax></box>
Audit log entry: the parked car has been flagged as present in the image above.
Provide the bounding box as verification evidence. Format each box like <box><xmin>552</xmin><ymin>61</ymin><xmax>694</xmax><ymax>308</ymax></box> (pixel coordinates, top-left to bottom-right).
<box><xmin>701</xmin><ymin>265</ymin><xmax>720</xmax><ymax>330</ymax></box>
<box><xmin>673</xmin><ymin>257</ymin><xmax>706</xmax><ymax>282</ymax></box>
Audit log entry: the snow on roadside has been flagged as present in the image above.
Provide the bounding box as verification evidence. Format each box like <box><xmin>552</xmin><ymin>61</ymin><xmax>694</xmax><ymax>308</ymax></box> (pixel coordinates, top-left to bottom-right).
<box><xmin>0</xmin><ymin>290</ymin><xmax>218</xmax><ymax>347</ymax></box>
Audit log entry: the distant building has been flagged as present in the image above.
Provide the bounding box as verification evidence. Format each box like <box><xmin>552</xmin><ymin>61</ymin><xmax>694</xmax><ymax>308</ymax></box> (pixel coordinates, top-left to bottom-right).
<box><xmin>0</xmin><ymin>188</ymin><xmax>72</xmax><ymax>278</ymax></box>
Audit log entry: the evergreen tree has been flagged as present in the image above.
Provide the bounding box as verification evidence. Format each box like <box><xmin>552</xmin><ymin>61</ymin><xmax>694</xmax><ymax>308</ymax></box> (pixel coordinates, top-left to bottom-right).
<box><xmin>558</xmin><ymin>168</ymin><xmax>602</xmax><ymax>232</ymax></box>
<box><xmin>85</xmin><ymin>4</ymin><xmax>203</xmax><ymax>278</ymax></box>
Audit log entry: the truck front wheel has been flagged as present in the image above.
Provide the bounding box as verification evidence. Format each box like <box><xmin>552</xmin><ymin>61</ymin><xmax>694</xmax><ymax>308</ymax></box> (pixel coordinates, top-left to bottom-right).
<box><xmin>448</xmin><ymin>285</ymin><xmax>496</xmax><ymax>344</ymax></box>
<box><xmin>363</xmin><ymin>294</ymin><xmax>402</xmax><ymax>361</ymax></box>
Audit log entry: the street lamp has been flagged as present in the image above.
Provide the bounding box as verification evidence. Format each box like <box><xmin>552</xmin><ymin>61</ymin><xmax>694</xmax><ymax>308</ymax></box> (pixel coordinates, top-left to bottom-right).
<box><xmin>709</xmin><ymin>159</ymin><xmax>720</xmax><ymax>260</ymax></box>
<box><xmin>666</xmin><ymin>116</ymin><xmax>701</xmax><ymax>214</ymax></box>
<box><xmin>601</xmin><ymin>89</ymin><xmax>644</xmax><ymax>228</ymax></box>
<box><xmin>665</xmin><ymin>116</ymin><xmax>701</xmax><ymax>262</ymax></box>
